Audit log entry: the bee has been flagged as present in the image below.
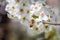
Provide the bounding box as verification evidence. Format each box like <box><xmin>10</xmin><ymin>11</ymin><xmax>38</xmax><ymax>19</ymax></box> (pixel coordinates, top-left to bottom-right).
<box><xmin>29</xmin><ymin>19</ymin><xmax>35</xmax><ymax>28</ymax></box>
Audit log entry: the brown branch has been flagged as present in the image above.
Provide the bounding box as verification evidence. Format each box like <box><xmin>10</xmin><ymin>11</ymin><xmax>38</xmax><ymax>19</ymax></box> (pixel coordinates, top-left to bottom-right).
<box><xmin>42</xmin><ymin>21</ymin><xmax>60</xmax><ymax>25</ymax></box>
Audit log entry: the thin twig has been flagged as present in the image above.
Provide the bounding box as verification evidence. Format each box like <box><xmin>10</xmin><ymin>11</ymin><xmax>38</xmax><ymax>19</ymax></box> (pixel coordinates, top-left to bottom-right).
<box><xmin>42</xmin><ymin>21</ymin><xmax>60</xmax><ymax>25</ymax></box>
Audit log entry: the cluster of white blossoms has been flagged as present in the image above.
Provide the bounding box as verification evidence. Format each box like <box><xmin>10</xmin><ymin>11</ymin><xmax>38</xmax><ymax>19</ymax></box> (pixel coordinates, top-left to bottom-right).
<box><xmin>5</xmin><ymin>0</ymin><xmax>54</xmax><ymax>37</ymax></box>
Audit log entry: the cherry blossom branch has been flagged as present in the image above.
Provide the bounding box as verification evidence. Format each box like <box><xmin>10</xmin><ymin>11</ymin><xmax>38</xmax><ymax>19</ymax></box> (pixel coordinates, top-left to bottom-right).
<box><xmin>42</xmin><ymin>21</ymin><xmax>60</xmax><ymax>25</ymax></box>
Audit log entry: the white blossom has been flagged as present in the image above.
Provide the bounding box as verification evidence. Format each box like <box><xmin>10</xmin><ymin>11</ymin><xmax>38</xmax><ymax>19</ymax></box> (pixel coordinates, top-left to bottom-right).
<box><xmin>5</xmin><ymin>0</ymin><xmax>54</xmax><ymax>37</ymax></box>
